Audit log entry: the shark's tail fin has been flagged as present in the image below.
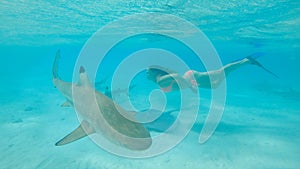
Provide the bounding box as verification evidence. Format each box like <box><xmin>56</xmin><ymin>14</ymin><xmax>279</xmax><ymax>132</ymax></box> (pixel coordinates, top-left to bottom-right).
<box><xmin>246</xmin><ymin>54</ymin><xmax>280</xmax><ymax>79</ymax></box>
<box><xmin>53</xmin><ymin>49</ymin><xmax>61</xmax><ymax>79</ymax></box>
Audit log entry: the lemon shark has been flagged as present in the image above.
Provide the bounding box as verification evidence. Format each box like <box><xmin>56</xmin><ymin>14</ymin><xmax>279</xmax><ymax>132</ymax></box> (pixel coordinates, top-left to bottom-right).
<box><xmin>52</xmin><ymin>50</ymin><xmax>152</xmax><ymax>150</ymax></box>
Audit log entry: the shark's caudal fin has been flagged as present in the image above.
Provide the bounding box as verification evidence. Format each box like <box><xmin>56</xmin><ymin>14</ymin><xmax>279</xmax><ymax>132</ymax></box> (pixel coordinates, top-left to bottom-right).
<box><xmin>55</xmin><ymin>120</ymin><xmax>95</xmax><ymax>146</ymax></box>
<box><xmin>52</xmin><ymin>49</ymin><xmax>61</xmax><ymax>79</ymax></box>
<box><xmin>247</xmin><ymin>54</ymin><xmax>280</xmax><ymax>79</ymax></box>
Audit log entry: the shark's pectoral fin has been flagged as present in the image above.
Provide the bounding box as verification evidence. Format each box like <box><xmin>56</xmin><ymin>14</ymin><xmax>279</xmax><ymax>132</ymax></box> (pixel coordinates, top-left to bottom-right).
<box><xmin>55</xmin><ymin>120</ymin><xmax>95</xmax><ymax>146</ymax></box>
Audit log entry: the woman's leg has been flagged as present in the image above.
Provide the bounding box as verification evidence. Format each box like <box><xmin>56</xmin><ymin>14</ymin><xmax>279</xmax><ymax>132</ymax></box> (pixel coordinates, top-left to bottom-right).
<box><xmin>184</xmin><ymin>58</ymin><xmax>251</xmax><ymax>89</ymax></box>
<box><xmin>222</xmin><ymin>58</ymin><xmax>250</xmax><ymax>75</ymax></box>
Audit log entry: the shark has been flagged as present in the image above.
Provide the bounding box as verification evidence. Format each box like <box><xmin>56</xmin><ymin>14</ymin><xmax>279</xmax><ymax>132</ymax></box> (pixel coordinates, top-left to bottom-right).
<box><xmin>52</xmin><ymin>50</ymin><xmax>152</xmax><ymax>151</ymax></box>
<box><xmin>102</xmin><ymin>84</ymin><xmax>137</xmax><ymax>99</ymax></box>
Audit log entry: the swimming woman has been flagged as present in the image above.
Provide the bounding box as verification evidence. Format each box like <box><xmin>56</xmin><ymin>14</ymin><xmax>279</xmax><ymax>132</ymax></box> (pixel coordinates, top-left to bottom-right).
<box><xmin>146</xmin><ymin>55</ymin><xmax>278</xmax><ymax>92</ymax></box>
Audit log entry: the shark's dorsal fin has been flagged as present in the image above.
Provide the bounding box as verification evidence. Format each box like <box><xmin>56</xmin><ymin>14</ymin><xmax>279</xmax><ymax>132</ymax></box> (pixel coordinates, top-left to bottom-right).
<box><xmin>77</xmin><ymin>66</ymin><xmax>92</xmax><ymax>87</ymax></box>
<box><xmin>55</xmin><ymin>120</ymin><xmax>95</xmax><ymax>146</ymax></box>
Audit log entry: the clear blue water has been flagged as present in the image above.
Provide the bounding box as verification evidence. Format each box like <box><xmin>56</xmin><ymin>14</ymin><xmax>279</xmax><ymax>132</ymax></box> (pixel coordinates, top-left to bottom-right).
<box><xmin>0</xmin><ymin>1</ymin><xmax>299</xmax><ymax>169</ymax></box>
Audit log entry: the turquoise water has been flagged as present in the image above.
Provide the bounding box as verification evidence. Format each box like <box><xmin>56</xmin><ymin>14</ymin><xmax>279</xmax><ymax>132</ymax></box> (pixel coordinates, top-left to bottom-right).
<box><xmin>1</xmin><ymin>1</ymin><xmax>299</xmax><ymax>169</ymax></box>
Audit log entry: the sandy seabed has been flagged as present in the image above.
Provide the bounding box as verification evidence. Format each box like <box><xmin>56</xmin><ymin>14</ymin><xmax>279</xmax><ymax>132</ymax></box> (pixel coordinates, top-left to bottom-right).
<box><xmin>0</xmin><ymin>76</ymin><xmax>299</xmax><ymax>169</ymax></box>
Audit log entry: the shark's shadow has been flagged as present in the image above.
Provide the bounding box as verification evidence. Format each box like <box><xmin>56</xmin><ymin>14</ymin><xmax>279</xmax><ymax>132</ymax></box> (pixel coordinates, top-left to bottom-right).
<box><xmin>191</xmin><ymin>121</ymin><xmax>249</xmax><ymax>134</ymax></box>
<box><xmin>139</xmin><ymin>110</ymin><xmax>260</xmax><ymax>135</ymax></box>
<box><xmin>136</xmin><ymin>109</ymin><xmax>179</xmax><ymax>133</ymax></box>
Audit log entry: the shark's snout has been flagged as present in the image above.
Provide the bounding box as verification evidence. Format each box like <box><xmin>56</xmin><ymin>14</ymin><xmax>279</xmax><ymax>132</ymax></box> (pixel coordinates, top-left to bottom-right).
<box><xmin>124</xmin><ymin>137</ymin><xmax>152</xmax><ymax>151</ymax></box>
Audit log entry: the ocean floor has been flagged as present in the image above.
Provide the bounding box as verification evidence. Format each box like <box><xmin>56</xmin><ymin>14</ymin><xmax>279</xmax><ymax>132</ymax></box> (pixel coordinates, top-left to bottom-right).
<box><xmin>0</xmin><ymin>70</ymin><xmax>299</xmax><ymax>169</ymax></box>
